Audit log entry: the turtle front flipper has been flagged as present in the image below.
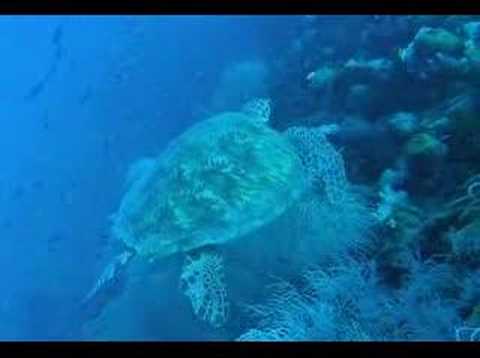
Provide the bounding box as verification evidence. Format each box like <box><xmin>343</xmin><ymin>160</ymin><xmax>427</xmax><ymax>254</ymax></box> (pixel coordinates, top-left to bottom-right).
<box><xmin>180</xmin><ymin>249</ymin><xmax>230</xmax><ymax>329</ymax></box>
<box><xmin>80</xmin><ymin>250</ymin><xmax>135</xmax><ymax>317</ymax></box>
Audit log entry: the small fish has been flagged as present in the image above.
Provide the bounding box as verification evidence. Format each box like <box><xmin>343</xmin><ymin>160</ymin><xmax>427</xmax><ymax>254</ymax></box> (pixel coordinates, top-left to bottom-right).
<box><xmin>0</xmin><ymin>297</ymin><xmax>11</xmax><ymax>313</ymax></box>
<box><xmin>54</xmin><ymin>45</ymin><xmax>63</xmax><ymax>61</ymax></box>
<box><xmin>52</xmin><ymin>25</ymin><xmax>63</xmax><ymax>46</ymax></box>
<box><xmin>40</xmin><ymin>111</ymin><xmax>50</xmax><ymax>130</ymax></box>
<box><xmin>2</xmin><ymin>218</ymin><xmax>13</xmax><ymax>229</ymax></box>
<box><xmin>47</xmin><ymin>233</ymin><xmax>65</xmax><ymax>253</ymax></box>
<box><xmin>47</xmin><ymin>233</ymin><xmax>63</xmax><ymax>244</ymax></box>
<box><xmin>25</xmin><ymin>27</ymin><xmax>63</xmax><ymax>102</ymax></box>
<box><xmin>25</xmin><ymin>80</ymin><xmax>46</xmax><ymax>101</ymax></box>
<box><xmin>47</xmin><ymin>232</ymin><xmax>65</xmax><ymax>253</ymax></box>
<box><xmin>11</xmin><ymin>185</ymin><xmax>25</xmax><ymax>199</ymax></box>
<box><xmin>276</xmin><ymin>256</ymin><xmax>291</xmax><ymax>265</ymax></box>
<box><xmin>193</xmin><ymin>71</ymin><xmax>205</xmax><ymax>82</ymax></box>
<box><xmin>62</xmin><ymin>191</ymin><xmax>74</xmax><ymax>206</ymax></box>
<box><xmin>79</xmin><ymin>86</ymin><xmax>92</xmax><ymax>105</ymax></box>
<box><xmin>99</xmin><ymin>232</ymin><xmax>109</xmax><ymax>240</ymax></box>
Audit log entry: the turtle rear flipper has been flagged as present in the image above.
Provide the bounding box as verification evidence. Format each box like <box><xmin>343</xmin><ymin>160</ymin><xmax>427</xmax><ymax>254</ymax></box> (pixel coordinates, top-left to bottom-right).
<box><xmin>80</xmin><ymin>251</ymin><xmax>135</xmax><ymax>316</ymax></box>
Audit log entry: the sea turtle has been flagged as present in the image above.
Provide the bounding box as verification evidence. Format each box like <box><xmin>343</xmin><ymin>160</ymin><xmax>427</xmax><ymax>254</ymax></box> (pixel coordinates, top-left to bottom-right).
<box><xmin>81</xmin><ymin>98</ymin><xmax>308</xmax><ymax>328</ymax></box>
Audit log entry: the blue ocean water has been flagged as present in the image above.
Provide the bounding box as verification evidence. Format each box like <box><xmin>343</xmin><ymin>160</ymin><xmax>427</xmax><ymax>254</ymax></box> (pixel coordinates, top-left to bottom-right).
<box><xmin>1</xmin><ymin>15</ymin><xmax>479</xmax><ymax>341</ymax></box>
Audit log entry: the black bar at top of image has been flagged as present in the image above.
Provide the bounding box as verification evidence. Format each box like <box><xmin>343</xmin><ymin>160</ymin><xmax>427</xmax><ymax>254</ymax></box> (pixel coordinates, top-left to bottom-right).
<box><xmin>0</xmin><ymin>0</ymin><xmax>479</xmax><ymax>15</ymax></box>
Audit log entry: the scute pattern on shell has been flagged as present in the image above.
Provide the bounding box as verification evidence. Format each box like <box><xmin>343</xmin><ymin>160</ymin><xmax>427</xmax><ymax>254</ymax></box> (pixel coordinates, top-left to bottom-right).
<box><xmin>111</xmin><ymin>111</ymin><xmax>306</xmax><ymax>260</ymax></box>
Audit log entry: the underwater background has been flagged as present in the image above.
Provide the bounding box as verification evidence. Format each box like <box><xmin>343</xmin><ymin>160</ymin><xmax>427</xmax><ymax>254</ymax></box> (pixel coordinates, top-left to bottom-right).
<box><xmin>1</xmin><ymin>15</ymin><xmax>480</xmax><ymax>341</ymax></box>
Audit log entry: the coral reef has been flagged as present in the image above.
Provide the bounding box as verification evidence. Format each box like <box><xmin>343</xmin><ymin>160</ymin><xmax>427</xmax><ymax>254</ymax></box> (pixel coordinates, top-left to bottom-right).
<box><xmin>229</xmin><ymin>15</ymin><xmax>480</xmax><ymax>342</ymax></box>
